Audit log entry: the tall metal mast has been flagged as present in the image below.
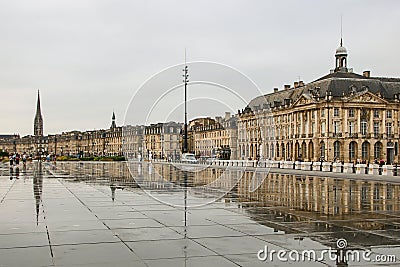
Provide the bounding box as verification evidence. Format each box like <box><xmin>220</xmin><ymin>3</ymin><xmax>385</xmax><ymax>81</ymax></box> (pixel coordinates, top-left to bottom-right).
<box><xmin>182</xmin><ymin>50</ymin><xmax>189</xmax><ymax>153</ymax></box>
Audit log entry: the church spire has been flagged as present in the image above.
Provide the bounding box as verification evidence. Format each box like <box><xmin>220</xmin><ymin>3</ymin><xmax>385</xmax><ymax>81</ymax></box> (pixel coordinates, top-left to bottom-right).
<box><xmin>34</xmin><ymin>90</ymin><xmax>43</xmax><ymax>136</ymax></box>
<box><xmin>110</xmin><ymin>111</ymin><xmax>116</xmax><ymax>129</ymax></box>
<box><xmin>36</xmin><ymin>90</ymin><xmax>41</xmax><ymax>115</ymax></box>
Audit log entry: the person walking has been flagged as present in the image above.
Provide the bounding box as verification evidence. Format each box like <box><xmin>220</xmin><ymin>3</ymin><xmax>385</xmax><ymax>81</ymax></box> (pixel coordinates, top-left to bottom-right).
<box><xmin>15</xmin><ymin>154</ymin><xmax>20</xmax><ymax>165</ymax></box>
<box><xmin>9</xmin><ymin>155</ymin><xmax>14</xmax><ymax>167</ymax></box>
<box><xmin>22</xmin><ymin>153</ymin><xmax>27</xmax><ymax>169</ymax></box>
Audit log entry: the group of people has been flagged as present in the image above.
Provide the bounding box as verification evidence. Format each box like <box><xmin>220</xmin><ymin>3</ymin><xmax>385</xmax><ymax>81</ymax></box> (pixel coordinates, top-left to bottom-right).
<box><xmin>9</xmin><ymin>153</ymin><xmax>28</xmax><ymax>180</ymax></box>
<box><xmin>9</xmin><ymin>153</ymin><xmax>27</xmax><ymax>167</ymax></box>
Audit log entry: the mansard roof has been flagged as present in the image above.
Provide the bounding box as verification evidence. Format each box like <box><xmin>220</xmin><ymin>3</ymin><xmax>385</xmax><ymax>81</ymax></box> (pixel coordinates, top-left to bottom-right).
<box><xmin>314</xmin><ymin>71</ymin><xmax>366</xmax><ymax>81</ymax></box>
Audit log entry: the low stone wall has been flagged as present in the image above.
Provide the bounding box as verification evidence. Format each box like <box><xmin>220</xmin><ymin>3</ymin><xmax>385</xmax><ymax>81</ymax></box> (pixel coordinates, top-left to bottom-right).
<box><xmin>193</xmin><ymin>159</ymin><xmax>400</xmax><ymax>176</ymax></box>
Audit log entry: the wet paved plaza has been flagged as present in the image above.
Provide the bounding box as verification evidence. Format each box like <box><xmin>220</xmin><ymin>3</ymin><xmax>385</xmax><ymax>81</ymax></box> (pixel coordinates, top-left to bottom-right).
<box><xmin>1</xmin><ymin>161</ymin><xmax>400</xmax><ymax>266</ymax></box>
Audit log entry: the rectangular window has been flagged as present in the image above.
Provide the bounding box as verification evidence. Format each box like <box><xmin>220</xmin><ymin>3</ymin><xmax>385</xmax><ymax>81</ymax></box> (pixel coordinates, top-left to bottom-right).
<box><xmin>349</xmin><ymin>109</ymin><xmax>354</xmax><ymax>117</ymax></box>
<box><xmin>349</xmin><ymin>121</ymin><xmax>355</xmax><ymax>134</ymax></box>
<box><xmin>373</xmin><ymin>122</ymin><xmax>379</xmax><ymax>136</ymax></box>
<box><xmin>334</xmin><ymin>121</ymin><xmax>340</xmax><ymax>133</ymax></box>
<box><xmin>387</xmin><ymin>110</ymin><xmax>393</xmax><ymax>119</ymax></box>
<box><xmin>373</xmin><ymin>109</ymin><xmax>379</xmax><ymax>118</ymax></box>
<box><xmin>334</xmin><ymin>108</ymin><xmax>339</xmax><ymax>117</ymax></box>
<box><xmin>321</xmin><ymin>122</ymin><xmax>326</xmax><ymax>134</ymax></box>
<box><xmin>386</xmin><ymin>122</ymin><xmax>392</xmax><ymax>135</ymax></box>
<box><xmin>360</xmin><ymin>120</ymin><xmax>367</xmax><ymax>135</ymax></box>
<box><xmin>321</xmin><ymin>109</ymin><xmax>325</xmax><ymax>117</ymax></box>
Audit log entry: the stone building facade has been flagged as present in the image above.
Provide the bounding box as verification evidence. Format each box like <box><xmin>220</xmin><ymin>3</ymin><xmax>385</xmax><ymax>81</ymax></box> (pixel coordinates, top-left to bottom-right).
<box><xmin>123</xmin><ymin>125</ymin><xmax>145</xmax><ymax>160</ymax></box>
<box><xmin>144</xmin><ymin>122</ymin><xmax>182</xmax><ymax>160</ymax></box>
<box><xmin>238</xmin><ymin>40</ymin><xmax>400</xmax><ymax>164</ymax></box>
<box><xmin>190</xmin><ymin>112</ymin><xmax>238</xmax><ymax>159</ymax></box>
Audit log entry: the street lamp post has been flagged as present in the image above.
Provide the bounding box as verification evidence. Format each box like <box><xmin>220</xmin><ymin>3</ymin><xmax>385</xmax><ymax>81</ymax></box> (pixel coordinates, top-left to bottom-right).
<box><xmin>182</xmin><ymin>64</ymin><xmax>189</xmax><ymax>153</ymax></box>
<box><xmin>104</xmin><ymin>141</ymin><xmax>109</xmax><ymax>157</ymax></box>
<box><xmin>54</xmin><ymin>137</ymin><xmax>57</xmax><ymax>157</ymax></box>
<box><xmin>92</xmin><ymin>141</ymin><xmax>96</xmax><ymax>157</ymax></box>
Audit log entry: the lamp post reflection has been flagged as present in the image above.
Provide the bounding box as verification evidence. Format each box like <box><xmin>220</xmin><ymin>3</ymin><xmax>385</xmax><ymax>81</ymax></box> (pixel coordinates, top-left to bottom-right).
<box><xmin>183</xmin><ymin>170</ymin><xmax>188</xmax><ymax>267</ymax></box>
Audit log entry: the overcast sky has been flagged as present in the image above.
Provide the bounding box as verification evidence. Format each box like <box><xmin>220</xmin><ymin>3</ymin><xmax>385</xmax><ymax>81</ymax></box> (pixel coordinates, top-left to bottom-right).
<box><xmin>1</xmin><ymin>0</ymin><xmax>399</xmax><ymax>136</ymax></box>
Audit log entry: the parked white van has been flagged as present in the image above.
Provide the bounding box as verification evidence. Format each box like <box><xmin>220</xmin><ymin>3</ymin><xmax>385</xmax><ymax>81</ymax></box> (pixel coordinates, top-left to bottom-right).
<box><xmin>181</xmin><ymin>153</ymin><xmax>198</xmax><ymax>163</ymax></box>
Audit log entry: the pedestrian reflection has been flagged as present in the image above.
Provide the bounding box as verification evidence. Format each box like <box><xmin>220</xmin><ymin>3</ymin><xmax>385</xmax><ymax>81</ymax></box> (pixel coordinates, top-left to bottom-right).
<box><xmin>9</xmin><ymin>165</ymin><xmax>20</xmax><ymax>180</ymax></box>
<box><xmin>110</xmin><ymin>183</ymin><xmax>116</xmax><ymax>202</ymax></box>
<box><xmin>9</xmin><ymin>165</ymin><xmax>13</xmax><ymax>180</ymax></box>
<box><xmin>110</xmin><ymin>183</ymin><xmax>124</xmax><ymax>202</ymax></box>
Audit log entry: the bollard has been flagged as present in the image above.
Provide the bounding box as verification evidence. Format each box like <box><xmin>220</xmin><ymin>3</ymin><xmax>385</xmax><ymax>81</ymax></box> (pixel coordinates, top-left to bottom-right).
<box><xmin>383</xmin><ymin>165</ymin><xmax>394</xmax><ymax>176</ymax></box>
<box><xmin>332</xmin><ymin>162</ymin><xmax>341</xmax><ymax>173</ymax></box>
<box><xmin>355</xmin><ymin>164</ymin><xmax>366</xmax><ymax>174</ymax></box>
<box><xmin>295</xmin><ymin>161</ymin><xmax>302</xmax><ymax>170</ymax></box>
<box><xmin>368</xmin><ymin>164</ymin><xmax>379</xmax><ymax>175</ymax></box>
<box><xmin>322</xmin><ymin>162</ymin><xmax>331</xmax><ymax>172</ymax></box>
<box><xmin>343</xmin><ymin>163</ymin><xmax>354</xmax><ymax>174</ymax></box>
<box><xmin>312</xmin><ymin>161</ymin><xmax>322</xmax><ymax>171</ymax></box>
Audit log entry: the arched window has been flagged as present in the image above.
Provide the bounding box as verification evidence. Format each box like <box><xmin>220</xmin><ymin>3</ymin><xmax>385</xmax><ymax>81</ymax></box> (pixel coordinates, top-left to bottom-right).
<box><xmin>320</xmin><ymin>141</ymin><xmax>325</xmax><ymax>159</ymax></box>
<box><xmin>362</xmin><ymin>141</ymin><xmax>370</xmax><ymax>160</ymax></box>
<box><xmin>349</xmin><ymin>141</ymin><xmax>357</xmax><ymax>160</ymax></box>
<box><xmin>308</xmin><ymin>142</ymin><xmax>314</xmax><ymax>160</ymax></box>
<box><xmin>270</xmin><ymin>144</ymin><xmax>275</xmax><ymax>159</ymax></box>
<box><xmin>374</xmin><ymin>142</ymin><xmax>382</xmax><ymax>160</ymax></box>
<box><xmin>334</xmin><ymin>141</ymin><xmax>341</xmax><ymax>159</ymax></box>
<box><xmin>276</xmin><ymin>143</ymin><xmax>280</xmax><ymax>158</ymax></box>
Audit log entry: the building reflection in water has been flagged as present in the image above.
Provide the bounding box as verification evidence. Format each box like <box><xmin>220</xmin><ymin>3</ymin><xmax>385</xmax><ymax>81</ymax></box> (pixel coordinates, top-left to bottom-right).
<box><xmin>33</xmin><ymin>161</ymin><xmax>43</xmax><ymax>226</ymax></box>
<box><xmin>55</xmin><ymin>162</ymin><xmax>400</xmax><ymax>216</ymax></box>
<box><xmin>236</xmin><ymin>172</ymin><xmax>400</xmax><ymax>216</ymax></box>
<box><xmin>55</xmin><ymin>162</ymin><xmax>400</xmax><ymax>250</ymax></box>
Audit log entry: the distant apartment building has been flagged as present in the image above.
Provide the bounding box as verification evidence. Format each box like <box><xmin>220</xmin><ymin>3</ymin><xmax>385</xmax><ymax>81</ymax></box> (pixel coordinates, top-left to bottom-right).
<box><xmin>190</xmin><ymin>112</ymin><xmax>238</xmax><ymax>159</ymax></box>
<box><xmin>123</xmin><ymin>125</ymin><xmax>145</xmax><ymax>160</ymax></box>
<box><xmin>144</xmin><ymin>122</ymin><xmax>182</xmax><ymax>160</ymax></box>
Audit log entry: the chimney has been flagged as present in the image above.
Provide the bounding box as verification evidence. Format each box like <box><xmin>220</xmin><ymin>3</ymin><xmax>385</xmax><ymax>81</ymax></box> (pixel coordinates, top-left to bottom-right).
<box><xmin>225</xmin><ymin>112</ymin><xmax>231</xmax><ymax>120</ymax></box>
<box><xmin>273</xmin><ymin>88</ymin><xmax>278</xmax><ymax>93</ymax></box>
<box><xmin>299</xmin><ymin>81</ymin><xmax>304</xmax><ymax>87</ymax></box>
<box><xmin>284</xmin><ymin>84</ymin><xmax>291</xmax><ymax>90</ymax></box>
<box><xmin>294</xmin><ymin>81</ymin><xmax>299</xmax><ymax>88</ymax></box>
<box><xmin>363</xmin><ymin>70</ymin><xmax>370</xmax><ymax>78</ymax></box>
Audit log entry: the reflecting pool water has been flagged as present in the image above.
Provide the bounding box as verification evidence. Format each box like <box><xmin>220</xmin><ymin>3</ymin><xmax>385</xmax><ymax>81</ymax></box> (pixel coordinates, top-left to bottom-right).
<box><xmin>1</xmin><ymin>161</ymin><xmax>400</xmax><ymax>266</ymax></box>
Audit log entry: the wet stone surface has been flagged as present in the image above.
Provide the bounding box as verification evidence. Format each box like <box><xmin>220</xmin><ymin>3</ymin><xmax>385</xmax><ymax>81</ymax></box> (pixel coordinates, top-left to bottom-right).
<box><xmin>1</xmin><ymin>161</ymin><xmax>400</xmax><ymax>266</ymax></box>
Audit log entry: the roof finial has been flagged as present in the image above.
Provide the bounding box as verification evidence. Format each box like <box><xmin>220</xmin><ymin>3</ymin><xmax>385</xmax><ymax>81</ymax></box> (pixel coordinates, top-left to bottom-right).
<box><xmin>340</xmin><ymin>14</ymin><xmax>343</xmax><ymax>46</ymax></box>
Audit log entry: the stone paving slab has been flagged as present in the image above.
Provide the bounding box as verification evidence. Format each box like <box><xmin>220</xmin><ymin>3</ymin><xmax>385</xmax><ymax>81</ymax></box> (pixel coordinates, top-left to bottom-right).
<box><xmin>0</xmin><ymin>246</ymin><xmax>53</xmax><ymax>267</ymax></box>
